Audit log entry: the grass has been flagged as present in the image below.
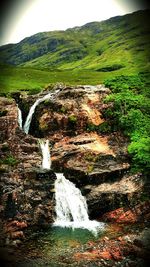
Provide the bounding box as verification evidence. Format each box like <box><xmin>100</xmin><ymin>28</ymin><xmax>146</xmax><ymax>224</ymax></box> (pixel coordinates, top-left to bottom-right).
<box><xmin>0</xmin><ymin>63</ymin><xmax>149</xmax><ymax>96</ymax></box>
<box><xmin>0</xmin><ymin>10</ymin><xmax>149</xmax><ymax>95</ymax></box>
<box><xmin>0</xmin><ymin>64</ymin><xmax>129</xmax><ymax>95</ymax></box>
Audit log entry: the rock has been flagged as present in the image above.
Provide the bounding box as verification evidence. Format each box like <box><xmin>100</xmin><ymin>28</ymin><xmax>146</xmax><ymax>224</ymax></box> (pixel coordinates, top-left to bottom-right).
<box><xmin>25</xmin><ymin>85</ymin><xmax>111</xmax><ymax>137</ymax></box>
<box><xmin>101</xmin><ymin>201</ymin><xmax>150</xmax><ymax>223</ymax></box>
<box><xmin>85</xmin><ymin>174</ymin><xmax>144</xmax><ymax>217</ymax></box>
<box><xmin>52</xmin><ymin>132</ymin><xmax>129</xmax><ymax>184</ymax></box>
<box><xmin>10</xmin><ymin>231</ymin><xmax>24</xmax><ymax>240</ymax></box>
<box><xmin>134</xmin><ymin>228</ymin><xmax>150</xmax><ymax>248</ymax></box>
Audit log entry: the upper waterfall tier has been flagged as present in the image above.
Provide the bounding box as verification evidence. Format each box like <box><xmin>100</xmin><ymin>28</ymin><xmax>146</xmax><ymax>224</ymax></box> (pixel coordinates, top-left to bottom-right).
<box><xmin>23</xmin><ymin>90</ymin><xmax>60</xmax><ymax>134</ymax></box>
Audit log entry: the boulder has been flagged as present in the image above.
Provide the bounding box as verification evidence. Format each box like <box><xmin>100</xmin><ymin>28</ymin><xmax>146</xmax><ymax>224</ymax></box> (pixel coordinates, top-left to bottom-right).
<box><xmin>85</xmin><ymin>173</ymin><xmax>144</xmax><ymax>217</ymax></box>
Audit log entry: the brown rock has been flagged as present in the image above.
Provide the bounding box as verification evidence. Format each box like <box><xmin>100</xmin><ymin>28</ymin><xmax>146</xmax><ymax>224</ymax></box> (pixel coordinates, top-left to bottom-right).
<box><xmin>102</xmin><ymin>201</ymin><xmax>150</xmax><ymax>223</ymax></box>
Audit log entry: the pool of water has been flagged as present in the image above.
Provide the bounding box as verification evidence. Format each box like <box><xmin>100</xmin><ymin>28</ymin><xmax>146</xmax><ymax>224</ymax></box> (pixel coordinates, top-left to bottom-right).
<box><xmin>14</xmin><ymin>226</ymin><xmax>106</xmax><ymax>267</ymax></box>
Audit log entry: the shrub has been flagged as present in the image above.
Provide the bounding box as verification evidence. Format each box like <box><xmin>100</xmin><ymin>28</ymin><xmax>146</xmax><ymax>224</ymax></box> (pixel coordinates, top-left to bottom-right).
<box><xmin>128</xmin><ymin>136</ymin><xmax>150</xmax><ymax>172</ymax></box>
<box><xmin>104</xmin><ymin>75</ymin><xmax>143</xmax><ymax>93</ymax></box>
<box><xmin>103</xmin><ymin>73</ymin><xmax>150</xmax><ymax>174</ymax></box>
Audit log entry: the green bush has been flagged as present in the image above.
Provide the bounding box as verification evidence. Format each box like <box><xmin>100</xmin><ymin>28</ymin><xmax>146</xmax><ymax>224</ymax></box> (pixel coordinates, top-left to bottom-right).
<box><xmin>128</xmin><ymin>136</ymin><xmax>150</xmax><ymax>172</ymax></box>
<box><xmin>104</xmin><ymin>73</ymin><xmax>150</xmax><ymax>173</ymax></box>
<box><xmin>104</xmin><ymin>75</ymin><xmax>144</xmax><ymax>93</ymax></box>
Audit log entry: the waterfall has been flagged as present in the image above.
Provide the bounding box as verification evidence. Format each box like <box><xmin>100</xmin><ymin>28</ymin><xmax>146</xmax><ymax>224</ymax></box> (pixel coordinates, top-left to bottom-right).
<box><xmin>39</xmin><ymin>139</ymin><xmax>51</xmax><ymax>169</ymax></box>
<box><xmin>17</xmin><ymin>106</ymin><xmax>23</xmax><ymax>129</ymax></box>
<box><xmin>54</xmin><ymin>173</ymin><xmax>105</xmax><ymax>234</ymax></box>
<box><xmin>23</xmin><ymin>90</ymin><xmax>60</xmax><ymax>134</ymax></box>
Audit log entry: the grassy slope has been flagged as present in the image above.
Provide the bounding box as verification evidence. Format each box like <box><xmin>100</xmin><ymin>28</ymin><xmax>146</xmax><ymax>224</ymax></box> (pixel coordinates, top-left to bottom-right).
<box><xmin>0</xmin><ymin>64</ymin><xmax>119</xmax><ymax>95</ymax></box>
<box><xmin>0</xmin><ymin>9</ymin><xmax>150</xmax><ymax>94</ymax></box>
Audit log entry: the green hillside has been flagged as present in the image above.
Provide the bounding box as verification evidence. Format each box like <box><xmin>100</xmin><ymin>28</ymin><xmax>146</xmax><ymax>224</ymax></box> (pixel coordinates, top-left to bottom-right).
<box><xmin>0</xmin><ymin>64</ymin><xmax>115</xmax><ymax>95</ymax></box>
<box><xmin>0</xmin><ymin>9</ymin><xmax>150</xmax><ymax>94</ymax></box>
<box><xmin>0</xmin><ymin>9</ymin><xmax>150</xmax><ymax>71</ymax></box>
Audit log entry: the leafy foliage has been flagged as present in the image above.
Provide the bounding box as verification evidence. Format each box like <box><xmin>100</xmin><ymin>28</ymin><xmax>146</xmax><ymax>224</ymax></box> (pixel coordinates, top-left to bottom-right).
<box><xmin>104</xmin><ymin>73</ymin><xmax>150</xmax><ymax>173</ymax></box>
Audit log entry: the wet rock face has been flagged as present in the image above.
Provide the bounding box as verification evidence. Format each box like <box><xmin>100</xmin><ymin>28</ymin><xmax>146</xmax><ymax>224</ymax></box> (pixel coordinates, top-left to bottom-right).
<box><xmin>26</xmin><ymin>85</ymin><xmax>110</xmax><ymax>137</ymax></box>
<box><xmin>0</xmin><ymin>97</ymin><xmax>18</xmax><ymax>142</ymax></box>
<box><xmin>0</xmin><ymin>97</ymin><xmax>57</xmax><ymax>245</ymax></box>
<box><xmin>0</xmin><ymin>168</ymin><xmax>56</xmax><ymax>245</ymax></box>
<box><xmin>85</xmin><ymin>173</ymin><xmax>144</xmax><ymax>217</ymax></box>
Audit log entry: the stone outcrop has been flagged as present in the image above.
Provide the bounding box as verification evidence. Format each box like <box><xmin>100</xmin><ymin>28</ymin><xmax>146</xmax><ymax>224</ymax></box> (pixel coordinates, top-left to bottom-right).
<box><xmin>101</xmin><ymin>200</ymin><xmax>150</xmax><ymax>223</ymax></box>
<box><xmin>85</xmin><ymin>173</ymin><xmax>144</xmax><ymax>217</ymax></box>
<box><xmin>0</xmin><ymin>97</ymin><xmax>56</xmax><ymax>245</ymax></box>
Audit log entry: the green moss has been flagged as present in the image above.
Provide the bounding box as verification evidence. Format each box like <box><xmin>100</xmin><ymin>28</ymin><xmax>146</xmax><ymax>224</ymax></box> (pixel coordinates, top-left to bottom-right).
<box><xmin>0</xmin><ymin>155</ymin><xmax>19</xmax><ymax>166</ymax></box>
<box><xmin>60</xmin><ymin>106</ymin><xmax>67</xmax><ymax>114</ymax></box>
<box><xmin>86</xmin><ymin>122</ymin><xmax>111</xmax><ymax>133</ymax></box>
<box><xmin>87</xmin><ymin>164</ymin><xmax>94</xmax><ymax>173</ymax></box>
<box><xmin>68</xmin><ymin>115</ymin><xmax>77</xmax><ymax>123</ymax></box>
<box><xmin>84</xmin><ymin>153</ymin><xmax>96</xmax><ymax>162</ymax></box>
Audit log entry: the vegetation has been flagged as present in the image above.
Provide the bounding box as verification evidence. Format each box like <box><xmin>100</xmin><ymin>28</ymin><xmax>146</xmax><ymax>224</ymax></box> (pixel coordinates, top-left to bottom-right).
<box><xmin>103</xmin><ymin>74</ymin><xmax>150</xmax><ymax>174</ymax></box>
<box><xmin>0</xmin><ymin>10</ymin><xmax>150</xmax><ymax>95</ymax></box>
<box><xmin>0</xmin><ymin>64</ymin><xmax>114</xmax><ymax>95</ymax></box>
<box><xmin>68</xmin><ymin>115</ymin><xmax>77</xmax><ymax>123</ymax></box>
<box><xmin>86</xmin><ymin>121</ymin><xmax>111</xmax><ymax>133</ymax></box>
<box><xmin>0</xmin><ymin>10</ymin><xmax>149</xmax><ymax>72</ymax></box>
<box><xmin>0</xmin><ymin>155</ymin><xmax>19</xmax><ymax>166</ymax></box>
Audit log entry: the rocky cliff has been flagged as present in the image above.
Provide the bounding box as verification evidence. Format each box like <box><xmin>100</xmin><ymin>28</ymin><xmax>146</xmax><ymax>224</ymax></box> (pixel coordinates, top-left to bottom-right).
<box><xmin>0</xmin><ymin>85</ymin><xmax>146</xmax><ymax>245</ymax></box>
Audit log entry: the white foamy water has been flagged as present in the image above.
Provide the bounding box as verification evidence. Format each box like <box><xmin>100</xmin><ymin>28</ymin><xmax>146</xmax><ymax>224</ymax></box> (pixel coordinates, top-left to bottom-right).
<box><xmin>39</xmin><ymin>139</ymin><xmax>51</xmax><ymax>170</ymax></box>
<box><xmin>23</xmin><ymin>90</ymin><xmax>60</xmax><ymax>134</ymax></box>
<box><xmin>54</xmin><ymin>173</ymin><xmax>105</xmax><ymax>235</ymax></box>
<box><xmin>17</xmin><ymin>106</ymin><xmax>23</xmax><ymax>129</ymax></box>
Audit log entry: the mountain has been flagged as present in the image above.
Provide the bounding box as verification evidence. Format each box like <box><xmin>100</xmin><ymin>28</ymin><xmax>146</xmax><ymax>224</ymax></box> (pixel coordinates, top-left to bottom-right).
<box><xmin>0</xmin><ymin>9</ymin><xmax>150</xmax><ymax>72</ymax></box>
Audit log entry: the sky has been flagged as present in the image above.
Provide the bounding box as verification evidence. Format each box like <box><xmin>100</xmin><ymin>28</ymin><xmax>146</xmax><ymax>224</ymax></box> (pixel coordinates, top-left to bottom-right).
<box><xmin>0</xmin><ymin>0</ymin><xmax>149</xmax><ymax>46</ymax></box>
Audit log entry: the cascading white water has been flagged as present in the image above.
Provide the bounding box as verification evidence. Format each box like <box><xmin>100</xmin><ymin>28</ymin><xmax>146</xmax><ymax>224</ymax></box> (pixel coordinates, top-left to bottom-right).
<box><xmin>17</xmin><ymin>106</ymin><xmax>23</xmax><ymax>129</ymax></box>
<box><xmin>39</xmin><ymin>139</ymin><xmax>51</xmax><ymax>169</ymax></box>
<box><xmin>23</xmin><ymin>90</ymin><xmax>60</xmax><ymax>134</ymax></box>
<box><xmin>54</xmin><ymin>173</ymin><xmax>105</xmax><ymax>234</ymax></box>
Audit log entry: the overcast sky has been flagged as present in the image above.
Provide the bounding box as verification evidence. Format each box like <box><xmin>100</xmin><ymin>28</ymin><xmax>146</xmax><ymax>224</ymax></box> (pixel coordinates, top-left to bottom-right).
<box><xmin>0</xmin><ymin>0</ymin><xmax>148</xmax><ymax>45</ymax></box>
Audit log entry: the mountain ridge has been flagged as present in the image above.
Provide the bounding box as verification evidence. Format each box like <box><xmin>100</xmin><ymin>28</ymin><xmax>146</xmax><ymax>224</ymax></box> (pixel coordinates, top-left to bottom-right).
<box><xmin>0</xmin><ymin>9</ymin><xmax>150</xmax><ymax>72</ymax></box>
